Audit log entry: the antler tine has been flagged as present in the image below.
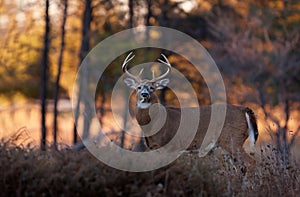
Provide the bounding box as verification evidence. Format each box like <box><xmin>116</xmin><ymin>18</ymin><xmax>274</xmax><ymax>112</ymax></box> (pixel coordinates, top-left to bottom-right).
<box><xmin>138</xmin><ymin>68</ymin><xmax>144</xmax><ymax>77</ymax></box>
<box><xmin>122</xmin><ymin>52</ymin><xmax>141</xmax><ymax>82</ymax></box>
<box><xmin>122</xmin><ymin>52</ymin><xmax>135</xmax><ymax>71</ymax></box>
<box><xmin>152</xmin><ymin>70</ymin><xmax>155</xmax><ymax>80</ymax></box>
<box><xmin>157</xmin><ymin>53</ymin><xmax>171</xmax><ymax>67</ymax></box>
<box><xmin>150</xmin><ymin>54</ymin><xmax>171</xmax><ymax>82</ymax></box>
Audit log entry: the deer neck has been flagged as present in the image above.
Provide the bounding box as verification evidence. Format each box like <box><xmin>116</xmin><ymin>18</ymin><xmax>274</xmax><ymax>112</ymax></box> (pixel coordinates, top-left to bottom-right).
<box><xmin>136</xmin><ymin>108</ymin><xmax>151</xmax><ymax>125</ymax></box>
<box><xmin>135</xmin><ymin>94</ymin><xmax>159</xmax><ymax>126</ymax></box>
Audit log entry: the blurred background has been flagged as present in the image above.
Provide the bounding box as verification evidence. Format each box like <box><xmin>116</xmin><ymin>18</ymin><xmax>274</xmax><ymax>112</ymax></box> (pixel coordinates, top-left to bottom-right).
<box><xmin>0</xmin><ymin>0</ymin><xmax>299</xmax><ymax>160</ymax></box>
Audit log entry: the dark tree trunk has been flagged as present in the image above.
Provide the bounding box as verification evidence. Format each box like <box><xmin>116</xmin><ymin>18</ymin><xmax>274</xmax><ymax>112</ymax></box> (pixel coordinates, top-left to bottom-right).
<box><xmin>120</xmin><ymin>91</ymin><xmax>130</xmax><ymax>148</ymax></box>
<box><xmin>53</xmin><ymin>0</ymin><xmax>68</xmax><ymax>149</ymax></box>
<box><xmin>129</xmin><ymin>0</ymin><xmax>133</xmax><ymax>28</ymax></box>
<box><xmin>144</xmin><ymin>0</ymin><xmax>152</xmax><ymax>44</ymax></box>
<box><xmin>79</xmin><ymin>0</ymin><xmax>92</xmax><ymax>61</ymax></box>
<box><xmin>145</xmin><ymin>0</ymin><xmax>152</xmax><ymax>26</ymax></box>
<box><xmin>98</xmin><ymin>92</ymin><xmax>106</xmax><ymax>127</ymax></box>
<box><xmin>161</xmin><ymin>0</ymin><xmax>169</xmax><ymax>26</ymax></box>
<box><xmin>40</xmin><ymin>0</ymin><xmax>50</xmax><ymax>151</ymax></box>
<box><xmin>73</xmin><ymin>0</ymin><xmax>93</xmax><ymax>144</ymax></box>
<box><xmin>120</xmin><ymin>0</ymin><xmax>135</xmax><ymax>148</ymax></box>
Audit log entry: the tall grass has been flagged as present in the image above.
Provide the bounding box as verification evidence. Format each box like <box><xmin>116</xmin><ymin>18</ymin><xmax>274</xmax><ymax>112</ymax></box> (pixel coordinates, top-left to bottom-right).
<box><xmin>0</xmin><ymin>136</ymin><xmax>299</xmax><ymax>196</ymax></box>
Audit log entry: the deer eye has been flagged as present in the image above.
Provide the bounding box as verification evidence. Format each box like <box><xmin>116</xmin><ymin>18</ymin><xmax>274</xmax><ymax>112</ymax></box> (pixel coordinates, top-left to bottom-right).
<box><xmin>137</xmin><ymin>86</ymin><xmax>142</xmax><ymax>90</ymax></box>
<box><xmin>149</xmin><ymin>87</ymin><xmax>154</xmax><ymax>91</ymax></box>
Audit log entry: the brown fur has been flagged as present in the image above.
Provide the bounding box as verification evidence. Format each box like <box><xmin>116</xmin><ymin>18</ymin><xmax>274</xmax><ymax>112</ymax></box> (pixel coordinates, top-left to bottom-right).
<box><xmin>135</xmin><ymin>100</ymin><xmax>258</xmax><ymax>170</ymax></box>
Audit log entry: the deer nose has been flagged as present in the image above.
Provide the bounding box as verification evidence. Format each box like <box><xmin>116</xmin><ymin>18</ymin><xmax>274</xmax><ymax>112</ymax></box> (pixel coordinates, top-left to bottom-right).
<box><xmin>141</xmin><ymin>93</ymin><xmax>149</xmax><ymax>98</ymax></box>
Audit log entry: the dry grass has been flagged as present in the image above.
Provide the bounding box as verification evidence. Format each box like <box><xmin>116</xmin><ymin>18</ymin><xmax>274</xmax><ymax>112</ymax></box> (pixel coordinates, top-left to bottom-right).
<box><xmin>0</xmin><ymin>136</ymin><xmax>299</xmax><ymax>197</ymax></box>
<box><xmin>1</xmin><ymin>102</ymin><xmax>299</xmax><ymax>196</ymax></box>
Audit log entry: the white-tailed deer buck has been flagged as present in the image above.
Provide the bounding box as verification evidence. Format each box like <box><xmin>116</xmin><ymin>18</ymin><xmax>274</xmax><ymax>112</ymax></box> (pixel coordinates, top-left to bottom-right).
<box><xmin>122</xmin><ymin>52</ymin><xmax>259</xmax><ymax>171</ymax></box>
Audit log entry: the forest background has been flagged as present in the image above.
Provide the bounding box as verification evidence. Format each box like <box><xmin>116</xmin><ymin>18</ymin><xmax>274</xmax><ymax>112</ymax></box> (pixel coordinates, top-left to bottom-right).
<box><xmin>1</xmin><ymin>0</ymin><xmax>300</xmax><ymax>195</ymax></box>
<box><xmin>0</xmin><ymin>0</ymin><xmax>300</xmax><ymax>162</ymax></box>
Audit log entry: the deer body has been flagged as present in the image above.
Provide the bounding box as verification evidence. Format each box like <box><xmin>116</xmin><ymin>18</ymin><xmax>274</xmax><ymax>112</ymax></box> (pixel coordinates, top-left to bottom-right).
<box><xmin>135</xmin><ymin>103</ymin><xmax>257</xmax><ymax>166</ymax></box>
<box><xmin>136</xmin><ymin>104</ymin><xmax>253</xmax><ymax>149</ymax></box>
<box><xmin>122</xmin><ymin>52</ymin><xmax>258</xmax><ymax>169</ymax></box>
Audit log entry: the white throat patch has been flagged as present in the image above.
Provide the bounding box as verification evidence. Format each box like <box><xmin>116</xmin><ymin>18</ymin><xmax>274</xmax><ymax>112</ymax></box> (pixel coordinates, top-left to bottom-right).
<box><xmin>137</xmin><ymin>101</ymin><xmax>151</xmax><ymax>109</ymax></box>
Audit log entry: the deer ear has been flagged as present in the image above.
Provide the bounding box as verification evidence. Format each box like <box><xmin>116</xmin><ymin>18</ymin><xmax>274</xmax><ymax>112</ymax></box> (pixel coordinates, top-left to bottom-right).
<box><xmin>124</xmin><ymin>78</ymin><xmax>137</xmax><ymax>89</ymax></box>
<box><xmin>155</xmin><ymin>78</ymin><xmax>169</xmax><ymax>90</ymax></box>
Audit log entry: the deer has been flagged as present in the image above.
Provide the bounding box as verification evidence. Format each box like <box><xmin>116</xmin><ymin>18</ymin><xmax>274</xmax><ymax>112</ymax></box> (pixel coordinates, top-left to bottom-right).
<box><xmin>122</xmin><ymin>52</ymin><xmax>259</xmax><ymax>172</ymax></box>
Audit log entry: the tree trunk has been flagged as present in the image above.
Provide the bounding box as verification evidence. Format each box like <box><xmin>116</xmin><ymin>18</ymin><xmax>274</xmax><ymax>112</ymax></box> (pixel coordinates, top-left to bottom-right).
<box><xmin>145</xmin><ymin>0</ymin><xmax>152</xmax><ymax>26</ymax></box>
<box><xmin>53</xmin><ymin>0</ymin><xmax>68</xmax><ymax>149</ymax></box>
<box><xmin>73</xmin><ymin>0</ymin><xmax>93</xmax><ymax>144</ymax></box>
<box><xmin>120</xmin><ymin>0</ymin><xmax>135</xmax><ymax>148</ymax></box>
<box><xmin>129</xmin><ymin>0</ymin><xmax>134</xmax><ymax>28</ymax></box>
<box><xmin>40</xmin><ymin>0</ymin><xmax>50</xmax><ymax>151</ymax></box>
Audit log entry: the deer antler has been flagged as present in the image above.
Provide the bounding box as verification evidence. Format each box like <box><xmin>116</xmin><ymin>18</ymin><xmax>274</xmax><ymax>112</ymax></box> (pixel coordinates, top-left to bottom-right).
<box><xmin>122</xmin><ymin>53</ymin><xmax>171</xmax><ymax>82</ymax></box>
<box><xmin>150</xmin><ymin>54</ymin><xmax>171</xmax><ymax>82</ymax></box>
<box><xmin>122</xmin><ymin>52</ymin><xmax>142</xmax><ymax>82</ymax></box>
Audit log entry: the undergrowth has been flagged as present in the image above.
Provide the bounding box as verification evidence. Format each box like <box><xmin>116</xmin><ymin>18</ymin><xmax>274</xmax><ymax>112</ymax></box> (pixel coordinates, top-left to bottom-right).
<box><xmin>0</xmin><ymin>138</ymin><xmax>299</xmax><ymax>197</ymax></box>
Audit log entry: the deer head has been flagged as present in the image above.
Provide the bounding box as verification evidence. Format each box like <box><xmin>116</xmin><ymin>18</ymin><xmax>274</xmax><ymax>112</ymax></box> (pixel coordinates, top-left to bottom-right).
<box><xmin>123</xmin><ymin>52</ymin><xmax>171</xmax><ymax>109</ymax></box>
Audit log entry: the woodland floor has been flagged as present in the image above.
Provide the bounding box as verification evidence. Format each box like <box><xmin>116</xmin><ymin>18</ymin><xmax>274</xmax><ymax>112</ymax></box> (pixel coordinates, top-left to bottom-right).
<box><xmin>0</xmin><ymin>138</ymin><xmax>299</xmax><ymax>197</ymax></box>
